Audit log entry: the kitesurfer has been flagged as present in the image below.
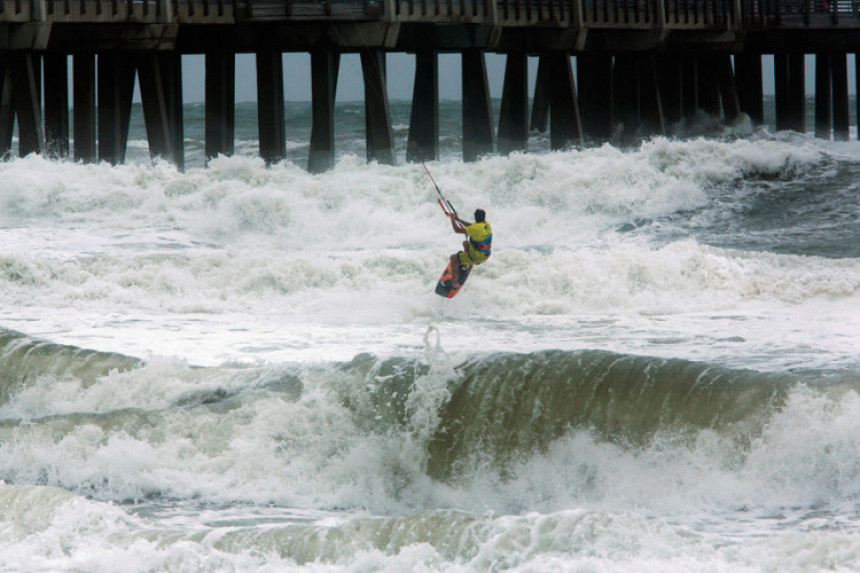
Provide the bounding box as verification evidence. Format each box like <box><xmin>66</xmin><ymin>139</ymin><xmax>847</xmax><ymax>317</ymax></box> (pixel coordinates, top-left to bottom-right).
<box><xmin>448</xmin><ymin>209</ymin><xmax>492</xmax><ymax>289</ymax></box>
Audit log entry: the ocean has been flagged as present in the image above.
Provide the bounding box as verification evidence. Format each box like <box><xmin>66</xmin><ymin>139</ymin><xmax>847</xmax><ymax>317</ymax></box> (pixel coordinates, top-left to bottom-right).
<box><xmin>0</xmin><ymin>96</ymin><xmax>858</xmax><ymax>572</ymax></box>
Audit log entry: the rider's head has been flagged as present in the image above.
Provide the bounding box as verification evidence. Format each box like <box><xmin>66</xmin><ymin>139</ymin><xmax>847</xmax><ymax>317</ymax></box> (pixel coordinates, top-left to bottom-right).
<box><xmin>474</xmin><ymin>209</ymin><xmax>486</xmax><ymax>223</ymax></box>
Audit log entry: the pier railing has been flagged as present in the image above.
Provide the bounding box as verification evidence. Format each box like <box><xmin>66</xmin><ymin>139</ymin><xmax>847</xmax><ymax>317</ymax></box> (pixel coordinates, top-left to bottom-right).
<box><xmin>1</xmin><ymin>0</ymin><xmax>858</xmax><ymax>28</ymax></box>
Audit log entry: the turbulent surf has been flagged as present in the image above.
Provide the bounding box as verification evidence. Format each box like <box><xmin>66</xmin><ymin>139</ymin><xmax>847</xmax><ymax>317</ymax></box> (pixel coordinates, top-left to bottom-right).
<box><xmin>0</xmin><ymin>98</ymin><xmax>858</xmax><ymax>571</ymax></box>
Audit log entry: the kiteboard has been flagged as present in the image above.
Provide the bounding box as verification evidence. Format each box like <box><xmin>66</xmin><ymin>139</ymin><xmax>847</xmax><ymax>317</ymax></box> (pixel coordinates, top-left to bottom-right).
<box><xmin>435</xmin><ymin>259</ymin><xmax>472</xmax><ymax>298</ymax></box>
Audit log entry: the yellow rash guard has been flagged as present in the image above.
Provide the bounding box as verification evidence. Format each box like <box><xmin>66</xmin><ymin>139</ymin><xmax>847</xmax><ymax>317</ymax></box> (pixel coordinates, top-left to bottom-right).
<box><xmin>458</xmin><ymin>221</ymin><xmax>493</xmax><ymax>266</ymax></box>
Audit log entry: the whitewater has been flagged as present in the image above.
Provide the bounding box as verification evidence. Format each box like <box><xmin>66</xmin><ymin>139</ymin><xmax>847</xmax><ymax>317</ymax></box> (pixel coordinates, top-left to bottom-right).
<box><xmin>0</xmin><ymin>102</ymin><xmax>859</xmax><ymax>571</ymax></box>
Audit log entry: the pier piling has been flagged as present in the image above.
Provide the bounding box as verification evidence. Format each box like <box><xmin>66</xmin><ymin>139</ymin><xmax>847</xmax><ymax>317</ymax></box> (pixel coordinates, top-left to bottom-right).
<box><xmin>530</xmin><ymin>57</ymin><xmax>549</xmax><ymax>135</ymax></box>
<box><xmin>697</xmin><ymin>55</ymin><xmax>721</xmax><ymax>120</ymax></box>
<box><xmin>361</xmin><ymin>48</ymin><xmax>395</xmax><ymax>165</ymax></box>
<box><xmin>735</xmin><ymin>52</ymin><xmax>764</xmax><ymax>125</ymax></box>
<box><xmin>613</xmin><ymin>54</ymin><xmax>640</xmax><ymax>142</ymax></box>
<box><xmin>205</xmin><ymin>51</ymin><xmax>236</xmax><ymax>161</ymax></box>
<box><xmin>681</xmin><ymin>55</ymin><xmax>698</xmax><ymax>124</ymax></box>
<box><xmin>73</xmin><ymin>53</ymin><xmax>97</xmax><ymax>163</ymax></box>
<box><xmin>11</xmin><ymin>53</ymin><xmax>43</xmax><ymax>157</ymax></box>
<box><xmin>406</xmin><ymin>49</ymin><xmax>439</xmax><ymax>162</ymax></box>
<box><xmin>640</xmin><ymin>54</ymin><xmax>665</xmax><ymax>136</ymax></box>
<box><xmin>308</xmin><ymin>50</ymin><xmax>340</xmax><ymax>174</ymax></box>
<box><xmin>139</xmin><ymin>53</ymin><xmax>179</xmax><ymax>163</ymax></box>
<box><xmin>97</xmin><ymin>52</ymin><xmax>135</xmax><ymax>165</ymax></box>
<box><xmin>775</xmin><ymin>53</ymin><xmax>806</xmax><ymax>133</ymax></box>
<box><xmin>256</xmin><ymin>50</ymin><xmax>286</xmax><ymax>165</ymax></box>
<box><xmin>44</xmin><ymin>54</ymin><xmax>69</xmax><ymax>159</ymax></box>
<box><xmin>831</xmin><ymin>53</ymin><xmax>849</xmax><ymax>141</ymax></box>
<box><xmin>577</xmin><ymin>54</ymin><xmax>612</xmax><ymax>143</ymax></box>
<box><xmin>0</xmin><ymin>58</ymin><xmax>12</xmax><ymax>158</ymax></box>
<box><xmin>498</xmin><ymin>51</ymin><xmax>528</xmax><ymax>155</ymax></box>
<box><xmin>656</xmin><ymin>54</ymin><xmax>682</xmax><ymax>128</ymax></box>
<box><xmin>716</xmin><ymin>54</ymin><xmax>740</xmax><ymax>124</ymax></box>
<box><xmin>815</xmin><ymin>53</ymin><xmax>832</xmax><ymax>139</ymax></box>
<box><xmin>461</xmin><ymin>49</ymin><xmax>495</xmax><ymax>162</ymax></box>
<box><xmin>547</xmin><ymin>53</ymin><xmax>583</xmax><ymax>150</ymax></box>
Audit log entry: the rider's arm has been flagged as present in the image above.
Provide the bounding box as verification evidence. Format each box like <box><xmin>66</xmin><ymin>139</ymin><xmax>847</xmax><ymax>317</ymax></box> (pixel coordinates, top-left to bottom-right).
<box><xmin>450</xmin><ymin>214</ymin><xmax>471</xmax><ymax>234</ymax></box>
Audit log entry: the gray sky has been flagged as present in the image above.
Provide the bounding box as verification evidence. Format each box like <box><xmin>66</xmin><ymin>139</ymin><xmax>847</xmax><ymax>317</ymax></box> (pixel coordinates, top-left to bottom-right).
<box><xmin>177</xmin><ymin>52</ymin><xmax>857</xmax><ymax>103</ymax></box>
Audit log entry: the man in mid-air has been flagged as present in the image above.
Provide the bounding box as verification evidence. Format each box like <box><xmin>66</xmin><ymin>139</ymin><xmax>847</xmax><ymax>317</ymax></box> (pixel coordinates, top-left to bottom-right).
<box><xmin>448</xmin><ymin>209</ymin><xmax>492</xmax><ymax>289</ymax></box>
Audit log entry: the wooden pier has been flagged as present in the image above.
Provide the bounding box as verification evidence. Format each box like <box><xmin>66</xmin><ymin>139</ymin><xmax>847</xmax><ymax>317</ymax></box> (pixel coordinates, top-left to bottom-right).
<box><xmin>0</xmin><ymin>0</ymin><xmax>859</xmax><ymax>169</ymax></box>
